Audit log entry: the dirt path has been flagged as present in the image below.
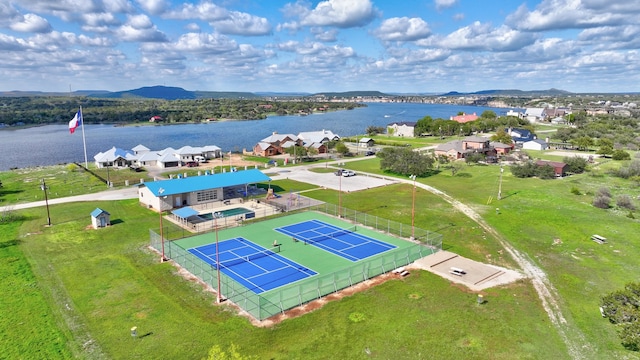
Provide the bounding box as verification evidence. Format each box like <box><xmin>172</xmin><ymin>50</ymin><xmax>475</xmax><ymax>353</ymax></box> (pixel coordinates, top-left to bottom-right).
<box><xmin>414</xmin><ymin>182</ymin><xmax>589</xmax><ymax>359</ymax></box>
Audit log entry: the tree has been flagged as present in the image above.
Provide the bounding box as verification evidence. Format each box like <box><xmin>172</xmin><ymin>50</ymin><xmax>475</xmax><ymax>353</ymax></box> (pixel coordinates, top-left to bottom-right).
<box><xmin>335</xmin><ymin>142</ymin><xmax>349</xmax><ymax>156</ymax></box>
<box><xmin>285</xmin><ymin>145</ymin><xmax>306</xmax><ymax>163</ymax></box>
<box><xmin>510</xmin><ymin>161</ymin><xmax>537</xmax><ymax>178</ymax></box>
<box><xmin>204</xmin><ymin>343</ymin><xmax>257</xmax><ymax>360</ymax></box>
<box><xmin>491</xmin><ymin>127</ymin><xmax>513</xmax><ymax>145</ymax></box>
<box><xmin>465</xmin><ymin>152</ymin><xmax>485</xmax><ymax>165</ymax></box>
<box><xmin>450</xmin><ymin>161</ymin><xmax>464</xmax><ymax>176</ymax></box>
<box><xmin>480</xmin><ymin>110</ymin><xmax>497</xmax><ymax>119</ymax></box>
<box><xmin>365</xmin><ymin>126</ymin><xmax>385</xmax><ymax>136</ymax></box>
<box><xmin>535</xmin><ymin>164</ymin><xmax>556</xmax><ymax>179</ymax></box>
<box><xmin>414</xmin><ymin>116</ymin><xmax>433</xmax><ymax>137</ymax></box>
<box><xmin>572</xmin><ymin>136</ymin><xmax>594</xmax><ymax>151</ymax></box>
<box><xmin>597</xmin><ymin>138</ymin><xmax>614</xmax><ymax>157</ymax></box>
<box><xmin>377</xmin><ymin>147</ymin><xmax>434</xmax><ymax>176</ymax></box>
<box><xmin>563</xmin><ymin>156</ymin><xmax>588</xmax><ymax>174</ymax></box>
<box><xmin>306</xmin><ymin>146</ymin><xmax>319</xmax><ymax>158</ymax></box>
<box><xmin>613</xmin><ymin>150</ymin><xmax>631</xmax><ymax>160</ymax></box>
<box><xmin>601</xmin><ymin>282</ymin><xmax>640</xmax><ymax>351</ymax></box>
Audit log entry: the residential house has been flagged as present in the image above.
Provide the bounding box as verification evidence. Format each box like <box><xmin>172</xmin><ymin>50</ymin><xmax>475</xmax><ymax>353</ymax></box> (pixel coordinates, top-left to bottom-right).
<box><xmin>253</xmin><ymin>142</ymin><xmax>279</xmax><ymax>157</ymax></box>
<box><xmin>523</xmin><ymin>139</ymin><xmax>549</xmax><ymax>151</ymax></box>
<box><xmin>524</xmin><ymin>108</ymin><xmax>545</xmax><ymax>123</ymax></box>
<box><xmin>358</xmin><ymin>138</ymin><xmax>374</xmax><ymax>148</ymax></box>
<box><xmin>297</xmin><ymin>129</ymin><xmax>340</xmax><ymax>145</ymax></box>
<box><xmin>252</xmin><ymin>132</ymin><xmax>302</xmax><ymax>156</ymax></box>
<box><xmin>450</xmin><ymin>113</ymin><xmax>479</xmax><ymax>123</ymax></box>
<box><xmin>308</xmin><ymin>142</ymin><xmax>327</xmax><ymax>154</ymax></box>
<box><xmin>94</xmin><ymin>147</ymin><xmax>137</xmax><ymax>168</ymax></box>
<box><xmin>536</xmin><ymin>160</ymin><xmax>567</xmax><ymax>177</ymax></box>
<box><xmin>387</xmin><ymin>122</ymin><xmax>416</xmax><ymax>137</ymax></box>
<box><xmin>506</xmin><ymin>109</ymin><xmax>521</xmax><ymax>118</ymax></box>
<box><xmin>508</xmin><ymin>128</ymin><xmax>536</xmax><ymax>145</ymax></box>
<box><xmin>490</xmin><ymin>142</ymin><xmax>513</xmax><ymax>155</ymax></box>
<box><xmin>434</xmin><ymin>136</ymin><xmax>495</xmax><ymax>160</ymax></box>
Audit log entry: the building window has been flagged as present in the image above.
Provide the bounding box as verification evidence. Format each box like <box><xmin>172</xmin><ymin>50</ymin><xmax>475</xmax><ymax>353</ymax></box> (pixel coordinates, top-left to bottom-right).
<box><xmin>196</xmin><ymin>190</ymin><xmax>217</xmax><ymax>202</ymax></box>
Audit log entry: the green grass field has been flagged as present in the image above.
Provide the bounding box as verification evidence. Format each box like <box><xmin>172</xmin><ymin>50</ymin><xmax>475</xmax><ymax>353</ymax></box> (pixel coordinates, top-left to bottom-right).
<box><xmin>2</xmin><ymin>153</ymin><xmax>640</xmax><ymax>359</ymax></box>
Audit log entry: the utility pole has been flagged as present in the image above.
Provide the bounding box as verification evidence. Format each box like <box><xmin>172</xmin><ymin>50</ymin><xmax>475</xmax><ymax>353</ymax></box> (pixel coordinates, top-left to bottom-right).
<box><xmin>41</xmin><ymin>179</ymin><xmax>51</xmax><ymax>226</ymax></box>
<box><xmin>498</xmin><ymin>165</ymin><xmax>504</xmax><ymax>200</ymax></box>
<box><xmin>410</xmin><ymin>175</ymin><xmax>416</xmax><ymax>240</ymax></box>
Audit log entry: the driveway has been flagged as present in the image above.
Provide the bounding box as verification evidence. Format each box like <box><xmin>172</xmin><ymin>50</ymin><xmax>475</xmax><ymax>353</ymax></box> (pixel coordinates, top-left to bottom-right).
<box><xmin>268</xmin><ymin>167</ymin><xmax>398</xmax><ymax>192</ymax></box>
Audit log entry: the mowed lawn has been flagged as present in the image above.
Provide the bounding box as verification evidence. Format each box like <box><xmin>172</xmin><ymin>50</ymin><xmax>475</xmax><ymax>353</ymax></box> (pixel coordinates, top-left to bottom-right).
<box><xmin>348</xmin><ymin>156</ymin><xmax>640</xmax><ymax>358</ymax></box>
<box><xmin>2</xmin><ymin>181</ymin><xmax>569</xmax><ymax>358</ymax></box>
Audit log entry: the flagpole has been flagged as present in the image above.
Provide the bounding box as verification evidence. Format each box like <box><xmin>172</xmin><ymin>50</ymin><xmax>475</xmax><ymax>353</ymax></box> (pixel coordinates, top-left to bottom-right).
<box><xmin>80</xmin><ymin>106</ymin><xmax>88</xmax><ymax>168</ymax></box>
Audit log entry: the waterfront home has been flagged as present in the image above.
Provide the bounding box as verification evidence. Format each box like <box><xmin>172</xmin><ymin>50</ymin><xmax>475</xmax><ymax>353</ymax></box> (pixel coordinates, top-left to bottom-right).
<box><xmin>449</xmin><ymin>113</ymin><xmax>479</xmax><ymax>123</ymax></box>
<box><xmin>387</xmin><ymin>121</ymin><xmax>416</xmax><ymax>137</ymax></box>
<box><xmin>93</xmin><ymin>144</ymin><xmax>222</xmax><ymax>169</ymax></box>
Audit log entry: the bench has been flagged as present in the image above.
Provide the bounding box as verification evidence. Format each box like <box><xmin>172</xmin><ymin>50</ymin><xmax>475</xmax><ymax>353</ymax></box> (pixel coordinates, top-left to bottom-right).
<box><xmin>591</xmin><ymin>234</ymin><xmax>607</xmax><ymax>244</ymax></box>
<box><xmin>450</xmin><ymin>267</ymin><xmax>466</xmax><ymax>276</ymax></box>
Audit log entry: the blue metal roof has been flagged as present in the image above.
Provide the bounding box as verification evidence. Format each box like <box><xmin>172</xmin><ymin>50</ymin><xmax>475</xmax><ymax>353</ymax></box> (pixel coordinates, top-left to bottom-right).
<box><xmin>90</xmin><ymin>208</ymin><xmax>109</xmax><ymax>217</ymax></box>
<box><xmin>172</xmin><ymin>207</ymin><xmax>199</xmax><ymax>218</ymax></box>
<box><xmin>143</xmin><ymin>169</ymin><xmax>271</xmax><ymax>197</ymax></box>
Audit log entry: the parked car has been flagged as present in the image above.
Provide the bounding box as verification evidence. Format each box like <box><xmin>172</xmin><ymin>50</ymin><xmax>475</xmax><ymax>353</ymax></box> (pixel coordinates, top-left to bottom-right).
<box><xmin>185</xmin><ymin>161</ymin><xmax>199</xmax><ymax>167</ymax></box>
<box><xmin>365</xmin><ymin>150</ymin><xmax>376</xmax><ymax>156</ymax></box>
<box><xmin>342</xmin><ymin>170</ymin><xmax>356</xmax><ymax>177</ymax></box>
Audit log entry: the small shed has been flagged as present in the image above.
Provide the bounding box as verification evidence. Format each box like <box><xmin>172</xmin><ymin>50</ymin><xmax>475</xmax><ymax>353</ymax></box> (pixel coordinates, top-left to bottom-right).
<box><xmin>91</xmin><ymin>208</ymin><xmax>111</xmax><ymax>229</ymax></box>
<box><xmin>359</xmin><ymin>137</ymin><xmax>374</xmax><ymax>148</ymax></box>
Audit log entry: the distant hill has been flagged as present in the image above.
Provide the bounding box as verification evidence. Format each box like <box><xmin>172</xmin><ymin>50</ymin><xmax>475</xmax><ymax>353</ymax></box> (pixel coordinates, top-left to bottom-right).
<box><xmin>440</xmin><ymin>88</ymin><xmax>573</xmax><ymax>97</ymax></box>
<box><xmin>84</xmin><ymin>86</ymin><xmax>259</xmax><ymax>100</ymax></box>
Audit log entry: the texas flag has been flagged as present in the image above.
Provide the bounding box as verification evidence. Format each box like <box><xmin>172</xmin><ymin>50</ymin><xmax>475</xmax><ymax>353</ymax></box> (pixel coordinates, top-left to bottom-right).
<box><xmin>69</xmin><ymin>108</ymin><xmax>82</xmax><ymax>134</ymax></box>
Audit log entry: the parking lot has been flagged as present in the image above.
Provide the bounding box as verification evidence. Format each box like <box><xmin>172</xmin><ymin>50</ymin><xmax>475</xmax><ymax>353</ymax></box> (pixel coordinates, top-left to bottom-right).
<box><xmin>270</xmin><ymin>167</ymin><xmax>398</xmax><ymax>192</ymax></box>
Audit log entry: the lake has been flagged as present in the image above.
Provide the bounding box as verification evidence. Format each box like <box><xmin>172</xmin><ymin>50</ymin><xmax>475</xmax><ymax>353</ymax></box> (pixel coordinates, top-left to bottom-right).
<box><xmin>0</xmin><ymin>102</ymin><xmax>518</xmax><ymax>170</ymax></box>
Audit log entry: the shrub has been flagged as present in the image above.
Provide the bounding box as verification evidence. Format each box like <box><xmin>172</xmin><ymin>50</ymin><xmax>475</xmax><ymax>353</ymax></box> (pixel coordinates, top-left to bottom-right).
<box><xmin>601</xmin><ymin>283</ymin><xmax>640</xmax><ymax>351</ymax></box>
<box><xmin>570</xmin><ymin>187</ymin><xmax>582</xmax><ymax>195</ymax></box>
<box><xmin>597</xmin><ymin>187</ymin><xmax>612</xmax><ymax>198</ymax></box>
<box><xmin>612</xmin><ymin>150</ymin><xmax>631</xmax><ymax>160</ymax></box>
<box><xmin>563</xmin><ymin>156</ymin><xmax>588</xmax><ymax>174</ymax></box>
<box><xmin>616</xmin><ymin>195</ymin><xmax>637</xmax><ymax>211</ymax></box>
<box><xmin>593</xmin><ymin>195</ymin><xmax>611</xmax><ymax>209</ymax></box>
<box><xmin>536</xmin><ymin>164</ymin><xmax>557</xmax><ymax>179</ymax></box>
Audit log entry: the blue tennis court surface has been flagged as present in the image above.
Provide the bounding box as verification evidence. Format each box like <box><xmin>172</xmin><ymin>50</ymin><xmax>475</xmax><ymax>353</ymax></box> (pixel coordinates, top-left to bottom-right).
<box><xmin>275</xmin><ymin>220</ymin><xmax>396</xmax><ymax>261</ymax></box>
<box><xmin>188</xmin><ymin>237</ymin><xmax>316</xmax><ymax>294</ymax></box>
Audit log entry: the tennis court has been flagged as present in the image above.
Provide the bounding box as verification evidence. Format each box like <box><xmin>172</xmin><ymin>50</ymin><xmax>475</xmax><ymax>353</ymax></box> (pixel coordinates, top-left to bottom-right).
<box><xmin>188</xmin><ymin>237</ymin><xmax>316</xmax><ymax>294</ymax></box>
<box><xmin>275</xmin><ymin>220</ymin><xmax>396</xmax><ymax>261</ymax></box>
<box><xmin>160</xmin><ymin>211</ymin><xmax>438</xmax><ymax>320</ymax></box>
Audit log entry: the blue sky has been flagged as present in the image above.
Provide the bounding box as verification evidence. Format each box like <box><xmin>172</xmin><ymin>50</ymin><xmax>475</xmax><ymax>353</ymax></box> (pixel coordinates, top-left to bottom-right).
<box><xmin>1</xmin><ymin>0</ymin><xmax>639</xmax><ymax>93</ymax></box>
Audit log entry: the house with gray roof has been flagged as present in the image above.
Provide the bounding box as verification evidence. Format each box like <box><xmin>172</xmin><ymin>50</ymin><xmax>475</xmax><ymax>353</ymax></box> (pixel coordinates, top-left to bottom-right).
<box><xmin>387</xmin><ymin>122</ymin><xmax>416</xmax><ymax>137</ymax></box>
<box><xmin>297</xmin><ymin>129</ymin><xmax>340</xmax><ymax>145</ymax></box>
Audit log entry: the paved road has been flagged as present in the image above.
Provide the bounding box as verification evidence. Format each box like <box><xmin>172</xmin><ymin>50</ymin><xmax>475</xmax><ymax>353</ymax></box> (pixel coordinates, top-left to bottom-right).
<box><xmin>0</xmin><ymin>187</ymin><xmax>139</xmax><ymax>212</ymax></box>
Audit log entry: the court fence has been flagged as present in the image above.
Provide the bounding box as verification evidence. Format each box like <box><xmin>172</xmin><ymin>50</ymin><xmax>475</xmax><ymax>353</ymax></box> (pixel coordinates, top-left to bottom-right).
<box><xmin>149</xmin><ymin>207</ymin><xmax>442</xmax><ymax>321</ymax></box>
<box><xmin>306</xmin><ymin>203</ymin><xmax>443</xmax><ymax>250</ymax></box>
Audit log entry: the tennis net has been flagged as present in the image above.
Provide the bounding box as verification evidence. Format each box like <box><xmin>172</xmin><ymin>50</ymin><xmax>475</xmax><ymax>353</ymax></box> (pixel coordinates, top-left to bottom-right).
<box><xmin>304</xmin><ymin>226</ymin><xmax>357</xmax><ymax>245</ymax></box>
<box><xmin>217</xmin><ymin>246</ymin><xmax>280</xmax><ymax>269</ymax></box>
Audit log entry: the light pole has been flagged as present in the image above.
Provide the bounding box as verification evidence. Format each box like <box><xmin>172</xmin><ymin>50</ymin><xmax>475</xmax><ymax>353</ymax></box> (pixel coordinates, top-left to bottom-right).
<box><xmin>158</xmin><ymin>188</ymin><xmax>167</xmax><ymax>262</ymax></box>
<box><xmin>498</xmin><ymin>165</ymin><xmax>504</xmax><ymax>200</ymax></box>
<box><xmin>214</xmin><ymin>212</ymin><xmax>224</xmax><ymax>303</ymax></box>
<box><xmin>338</xmin><ymin>168</ymin><xmax>342</xmax><ymax>218</ymax></box>
<box><xmin>40</xmin><ymin>179</ymin><xmax>51</xmax><ymax>226</ymax></box>
<box><xmin>410</xmin><ymin>175</ymin><xmax>416</xmax><ymax>240</ymax></box>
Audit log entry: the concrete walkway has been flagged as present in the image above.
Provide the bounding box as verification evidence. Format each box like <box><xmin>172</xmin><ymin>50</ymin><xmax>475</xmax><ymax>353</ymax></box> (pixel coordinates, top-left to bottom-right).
<box><xmin>0</xmin><ymin>187</ymin><xmax>139</xmax><ymax>212</ymax></box>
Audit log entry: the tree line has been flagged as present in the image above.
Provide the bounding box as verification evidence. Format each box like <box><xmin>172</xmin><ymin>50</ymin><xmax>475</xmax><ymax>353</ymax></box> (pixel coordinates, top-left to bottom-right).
<box><xmin>0</xmin><ymin>97</ymin><xmax>364</xmax><ymax>126</ymax></box>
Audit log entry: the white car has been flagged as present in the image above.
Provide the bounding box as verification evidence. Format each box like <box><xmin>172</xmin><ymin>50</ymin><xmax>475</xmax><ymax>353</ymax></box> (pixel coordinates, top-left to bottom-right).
<box><xmin>342</xmin><ymin>170</ymin><xmax>356</xmax><ymax>177</ymax></box>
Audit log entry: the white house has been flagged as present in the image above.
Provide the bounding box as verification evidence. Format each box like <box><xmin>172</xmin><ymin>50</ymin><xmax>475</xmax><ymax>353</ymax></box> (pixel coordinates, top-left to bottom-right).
<box><xmin>522</xmin><ymin>139</ymin><xmax>548</xmax><ymax>151</ymax></box>
<box><xmin>524</xmin><ymin>108</ymin><xmax>545</xmax><ymax>123</ymax></box>
<box><xmin>387</xmin><ymin>122</ymin><xmax>416</xmax><ymax>137</ymax></box>
<box><xmin>297</xmin><ymin>130</ymin><xmax>340</xmax><ymax>145</ymax></box>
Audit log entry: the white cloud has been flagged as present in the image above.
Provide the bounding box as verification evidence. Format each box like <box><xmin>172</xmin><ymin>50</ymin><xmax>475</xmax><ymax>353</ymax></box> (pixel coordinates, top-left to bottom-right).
<box><xmin>185</xmin><ymin>23</ymin><xmax>200</xmax><ymax>32</ymax></box>
<box><xmin>311</xmin><ymin>28</ymin><xmax>338</xmax><ymax>42</ymax></box>
<box><xmin>299</xmin><ymin>0</ymin><xmax>377</xmax><ymax>28</ymax></box>
<box><xmin>116</xmin><ymin>14</ymin><xmax>167</xmax><ymax>42</ymax></box>
<box><xmin>374</xmin><ymin>17</ymin><xmax>431</xmax><ymax>42</ymax></box>
<box><xmin>10</xmin><ymin>13</ymin><xmax>52</xmax><ymax>33</ymax></box>
<box><xmin>435</xmin><ymin>0</ymin><xmax>458</xmax><ymax>11</ymax></box>
<box><xmin>170</xmin><ymin>32</ymin><xmax>238</xmax><ymax>54</ymax></box>
<box><xmin>505</xmin><ymin>0</ymin><xmax>633</xmax><ymax>32</ymax></box>
<box><xmin>164</xmin><ymin>2</ymin><xmax>228</xmax><ymax>21</ymax></box>
<box><xmin>436</xmin><ymin>22</ymin><xmax>537</xmax><ymax>51</ymax></box>
<box><xmin>136</xmin><ymin>0</ymin><xmax>169</xmax><ymax>15</ymax></box>
<box><xmin>211</xmin><ymin>11</ymin><xmax>272</xmax><ymax>36</ymax></box>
